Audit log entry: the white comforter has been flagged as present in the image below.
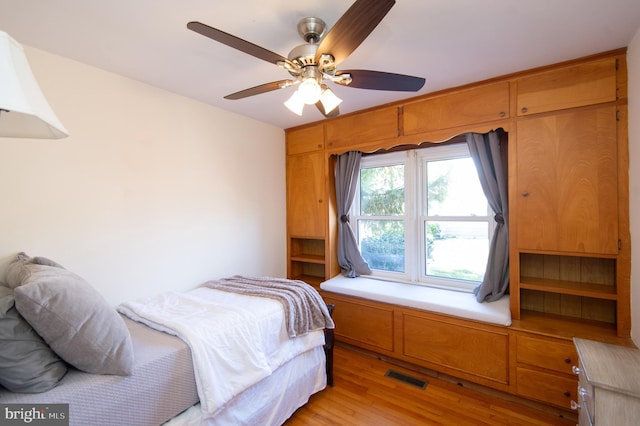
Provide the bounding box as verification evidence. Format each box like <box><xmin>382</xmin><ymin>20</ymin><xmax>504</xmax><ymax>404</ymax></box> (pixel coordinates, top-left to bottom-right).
<box><xmin>118</xmin><ymin>286</ymin><xmax>325</xmax><ymax>419</ymax></box>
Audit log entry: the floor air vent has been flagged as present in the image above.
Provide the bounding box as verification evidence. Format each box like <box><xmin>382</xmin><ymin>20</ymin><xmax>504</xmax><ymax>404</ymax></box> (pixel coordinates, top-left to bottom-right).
<box><xmin>384</xmin><ymin>369</ymin><xmax>428</xmax><ymax>389</ymax></box>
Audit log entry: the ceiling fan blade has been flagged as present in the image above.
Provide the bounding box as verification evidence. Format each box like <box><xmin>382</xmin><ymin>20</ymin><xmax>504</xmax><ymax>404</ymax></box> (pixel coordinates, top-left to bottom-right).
<box><xmin>336</xmin><ymin>70</ymin><xmax>425</xmax><ymax>92</ymax></box>
<box><xmin>315</xmin><ymin>101</ymin><xmax>340</xmax><ymax>118</ymax></box>
<box><xmin>314</xmin><ymin>0</ymin><xmax>395</xmax><ymax>65</ymax></box>
<box><xmin>224</xmin><ymin>80</ymin><xmax>292</xmax><ymax>100</ymax></box>
<box><xmin>187</xmin><ymin>21</ymin><xmax>296</xmax><ymax>68</ymax></box>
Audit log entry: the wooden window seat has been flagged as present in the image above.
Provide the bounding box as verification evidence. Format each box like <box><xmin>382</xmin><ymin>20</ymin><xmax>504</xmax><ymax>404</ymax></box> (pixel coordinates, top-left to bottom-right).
<box><xmin>320</xmin><ymin>275</ymin><xmax>511</xmax><ymax>326</ymax></box>
<box><xmin>320</xmin><ymin>274</ymin><xmax>513</xmax><ymax>391</ymax></box>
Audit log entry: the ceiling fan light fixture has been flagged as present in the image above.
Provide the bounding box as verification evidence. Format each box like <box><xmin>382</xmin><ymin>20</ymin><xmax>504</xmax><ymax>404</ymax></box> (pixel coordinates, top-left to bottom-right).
<box><xmin>319</xmin><ymin>86</ymin><xmax>342</xmax><ymax>114</ymax></box>
<box><xmin>297</xmin><ymin>77</ymin><xmax>322</xmax><ymax>104</ymax></box>
<box><xmin>284</xmin><ymin>90</ymin><xmax>305</xmax><ymax>116</ymax></box>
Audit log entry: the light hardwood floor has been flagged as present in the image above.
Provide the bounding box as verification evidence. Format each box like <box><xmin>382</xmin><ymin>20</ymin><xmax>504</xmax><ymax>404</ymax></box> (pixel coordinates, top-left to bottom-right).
<box><xmin>285</xmin><ymin>344</ymin><xmax>576</xmax><ymax>426</ymax></box>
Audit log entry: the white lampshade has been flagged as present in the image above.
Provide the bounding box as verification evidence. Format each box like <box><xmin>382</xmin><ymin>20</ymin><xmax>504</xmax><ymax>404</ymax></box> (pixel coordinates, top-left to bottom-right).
<box><xmin>0</xmin><ymin>31</ymin><xmax>68</xmax><ymax>139</ymax></box>
<box><xmin>297</xmin><ymin>78</ymin><xmax>322</xmax><ymax>105</ymax></box>
<box><xmin>319</xmin><ymin>86</ymin><xmax>342</xmax><ymax>114</ymax></box>
<box><xmin>284</xmin><ymin>90</ymin><xmax>305</xmax><ymax>116</ymax></box>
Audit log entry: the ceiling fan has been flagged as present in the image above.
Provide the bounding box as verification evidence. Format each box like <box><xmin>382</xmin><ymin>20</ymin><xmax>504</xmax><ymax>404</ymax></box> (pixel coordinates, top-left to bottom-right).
<box><xmin>187</xmin><ymin>0</ymin><xmax>425</xmax><ymax>117</ymax></box>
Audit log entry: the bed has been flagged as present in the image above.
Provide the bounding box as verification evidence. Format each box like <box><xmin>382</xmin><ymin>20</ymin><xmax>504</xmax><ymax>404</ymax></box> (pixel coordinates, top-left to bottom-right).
<box><xmin>0</xmin><ymin>254</ymin><xmax>334</xmax><ymax>426</ymax></box>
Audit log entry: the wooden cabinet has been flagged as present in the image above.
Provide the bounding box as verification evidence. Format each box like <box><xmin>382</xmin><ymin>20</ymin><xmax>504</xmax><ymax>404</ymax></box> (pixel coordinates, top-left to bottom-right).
<box><xmin>515</xmin><ymin>57</ymin><xmax>617</xmax><ymax>116</ymax></box>
<box><xmin>403</xmin><ymin>81</ymin><xmax>509</xmax><ymax>135</ymax></box>
<box><xmin>322</xmin><ymin>291</ymin><xmax>510</xmax><ymax>391</ymax></box>
<box><xmin>515</xmin><ymin>106</ymin><xmax>618</xmax><ymax>255</ymax></box>
<box><xmin>286</xmin><ymin>124</ymin><xmax>328</xmax><ymax>288</ymax></box>
<box><xmin>284</xmin><ymin>48</ymin><xmax>630</xmax><ymax>411</ymax></box>
<box><xmin>512</xmin><ymin>101</ymin><xmax>625</xmax><ymax>336</ymax></box>
<box><xmin>513</xmin><ymin>332</ymin><xmax>578</xmax><ymax>409</ymax></box>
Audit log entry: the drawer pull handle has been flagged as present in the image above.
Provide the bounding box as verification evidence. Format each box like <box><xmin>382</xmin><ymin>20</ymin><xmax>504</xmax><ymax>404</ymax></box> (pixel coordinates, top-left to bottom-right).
<box><xmin>563</xmin><ymin>391</ymin><xmax>571</xmax><ymax>398</ymax></box>
<box><xmin>570</xmin><ymin>400</ymin><xmax>580</xmax><ymax>410</ymax></box>
<box><xmin>564</xmin><ymin>357</ymin><xmax>571</xmax><ymax>364</ymax></box>
<box><xmin>572</xmin><ymin>365</ymin><xmax>581</xmax><ymax>375</ymax></box>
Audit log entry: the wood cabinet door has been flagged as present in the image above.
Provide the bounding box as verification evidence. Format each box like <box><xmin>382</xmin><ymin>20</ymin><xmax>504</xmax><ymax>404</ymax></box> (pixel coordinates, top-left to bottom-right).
<box><xmin>516</xmin><ymin>57</ymin><xmax>617</xmax><ymax>116</ymax></box>
<box><xmin>286</xmin><ymin>124</ymin><xmax>324</xmax><ymax>155</ymax></box>
<box><xmin>322</xmin><ymin>294</ymin><xmax>395</xmax><ymax>353</ymax></box>
<box><xmin>286</xmin><ymin>151</ymin><xmax>326</xmax><ymax>238</ymax></box>
<box><xmin>516</xmin><ymin>107</ymin><xmax>618</xmax><ymax>254</ymax></box>
<box><xmin>402</xmin><ymin>313</ymin><xmax>509</xmax><ymax>385</ymax></box>
<box><xmin>325</xmin><ymin>106</ymin><xmax>398</xmax><ymax>150</ymax></box>
<box><xmin>403</xmin><ymin>81</ymin><xmax>509</xmax><ymax>135</ymax></box>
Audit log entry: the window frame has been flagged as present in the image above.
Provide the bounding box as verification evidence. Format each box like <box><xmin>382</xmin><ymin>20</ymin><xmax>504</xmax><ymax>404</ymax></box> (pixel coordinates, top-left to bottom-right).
<box><xmin>352</xmin><ymin>143</ymin><xmax>494</xmax><ymax>292</ymax></box>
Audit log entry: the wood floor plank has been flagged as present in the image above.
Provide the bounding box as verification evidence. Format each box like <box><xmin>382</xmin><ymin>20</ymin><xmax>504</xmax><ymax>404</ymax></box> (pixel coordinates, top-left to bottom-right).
<box><xmin>284</xmin><ymin>345</ymin><xmax>576</xmax><ymax>426</ymax></box>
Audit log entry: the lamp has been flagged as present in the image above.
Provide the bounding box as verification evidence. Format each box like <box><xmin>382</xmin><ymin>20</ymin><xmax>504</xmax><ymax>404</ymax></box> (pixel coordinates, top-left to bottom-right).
<box><xmin>0</xmin><ymin>31</ymin><xmax>68</xmax><ymax>139</ymax></box>
<box><xmin>284</xmin><ymin>79</ymin><xmax>342</xmax><ymax>116</ymax></box>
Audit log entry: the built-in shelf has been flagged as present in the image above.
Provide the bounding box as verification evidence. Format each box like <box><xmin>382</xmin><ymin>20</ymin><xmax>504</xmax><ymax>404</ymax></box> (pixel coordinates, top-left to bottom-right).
<box><xmin>290</xmin><ymin>274</ymin><xmax>324</xmax><ymax>289</ymax></box>
<box><xmin>517</xmin><ymin>252</ymin><xmax>619</xmax><ymax>329</ymax></box>
<box><xmin>511</xmin><ymin>310</ymin><xmax>628</xmax><ymax>346</ymax></box>
<box><xmin>290</xmin><ymin>253</ymin><xmax>325</xmax><ymax>264</ymax></box>
<box><xmin>289</xmin><ymin>237</ymin><xmax>327</xmax><ymax>290</ymax></box>
<box><xmin>519</xmin><ymin>277</ymin><xmax>618</xmax><ymax>300</ymax></box>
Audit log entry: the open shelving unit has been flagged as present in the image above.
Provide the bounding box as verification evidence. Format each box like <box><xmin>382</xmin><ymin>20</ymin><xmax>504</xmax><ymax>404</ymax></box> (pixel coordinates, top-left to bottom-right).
<box><xmin>289</xmin><ymin>237</ymin><xmax>326</xmax><ymax>289</ymax></box>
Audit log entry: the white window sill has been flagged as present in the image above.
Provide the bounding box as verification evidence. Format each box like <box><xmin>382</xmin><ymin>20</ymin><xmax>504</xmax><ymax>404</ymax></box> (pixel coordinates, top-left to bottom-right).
<box><xmin>320</xmin><ymin>274</ymin><xmax>512</xmax><ymax>326</ymax></box>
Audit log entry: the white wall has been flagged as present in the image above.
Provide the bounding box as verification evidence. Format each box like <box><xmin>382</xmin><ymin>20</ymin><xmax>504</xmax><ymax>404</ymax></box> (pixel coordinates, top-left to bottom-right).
<box><xmin>0</xmin><ymin>46</ymin><xmax>286</xmax><ymax>306</ymax></box>
<box><xmin>629</xmin><ymin>26</ymin><xmax>640</xmax><ymax>345</ymax></box>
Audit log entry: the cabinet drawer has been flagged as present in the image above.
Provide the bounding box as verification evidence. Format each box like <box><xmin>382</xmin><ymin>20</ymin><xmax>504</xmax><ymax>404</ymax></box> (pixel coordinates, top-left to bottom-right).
<box><xmin>403</xmin><ymin>81</ymin><xmax>509</xmax><ymax>135</ymax></box>
<box><xmin>516</xmin><ymin>57</ymin><xmax>617</xmax><ymax>116</ymax></box>
<box><xmin>516</xmin><ymin>367</ymin><xmax>577</xmax><ymax>409</ymax></box>
<box><xmin>516</xmin><ymin>334</ymin><xmax>578</xmax><ymax>375</ymax></box>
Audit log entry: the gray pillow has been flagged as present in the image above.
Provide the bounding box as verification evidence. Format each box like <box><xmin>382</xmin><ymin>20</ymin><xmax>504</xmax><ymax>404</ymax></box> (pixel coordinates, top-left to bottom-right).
<box><xmin>5</xmin><ymin>252</ymin><xmax>64</xmax><ymax>289</ymax></box>
<box><xmin>13</xmin><ymin>263</ymin><xmax>134</xmax><ymax>376</ymax></box>
<box><xmin>0</xmin><ymin>285</ymin><xmax>68</xmax><ymax>393</ymax></box>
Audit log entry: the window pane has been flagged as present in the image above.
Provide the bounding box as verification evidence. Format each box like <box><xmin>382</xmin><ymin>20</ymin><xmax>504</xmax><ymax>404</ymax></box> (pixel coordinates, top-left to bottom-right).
<box><xmin>426</xmin><ymin>157</ymin><xmax>486</xmax><ymax>216</ymax></box>
<box><xmin>359</xmin><ymin>220</ymin><xmax>405</xmax><ymax>272</ymax></box>
<box><xmin>360</xmin><ymin>165</ymin><xmax>404</xmax><ymax>216</ymax></box>
<box><xmin>425</xmin><ymin>221</ymin><xmax>488</xmax><ymax>282</ymax></box>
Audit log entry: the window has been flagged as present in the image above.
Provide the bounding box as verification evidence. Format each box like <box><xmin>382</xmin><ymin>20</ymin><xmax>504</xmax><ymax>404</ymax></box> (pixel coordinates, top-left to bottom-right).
<box><xmin>352</xmin><ymin>143</ymin><xmax>494</xmax><ymax>291</ymax></box>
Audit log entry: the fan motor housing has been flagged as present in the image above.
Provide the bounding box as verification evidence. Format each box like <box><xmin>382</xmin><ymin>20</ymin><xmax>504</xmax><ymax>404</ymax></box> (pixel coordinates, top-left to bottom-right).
<box><xmin>288</xmin><ymin>43</ymin><xmax>317</xmax><ymax>68</ymax></box>
<box><xmin>297</xmin><ymin>17</ymin><xmax>326</xmax><ymax>43</ymax></box>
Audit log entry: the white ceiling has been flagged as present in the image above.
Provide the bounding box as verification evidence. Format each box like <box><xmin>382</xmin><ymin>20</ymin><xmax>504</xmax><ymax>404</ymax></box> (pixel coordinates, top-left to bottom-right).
<box><xmin>1</xmin><ymin>0</ymin><xmax>640</xmax><ymax>129</ymax></box>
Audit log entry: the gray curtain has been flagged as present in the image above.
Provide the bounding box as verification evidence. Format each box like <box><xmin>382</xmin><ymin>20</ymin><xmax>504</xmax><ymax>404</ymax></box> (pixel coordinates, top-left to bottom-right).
<box><xmin>335</xmin><ymin>151</ymin><xmax>372</xmax><ymax>277</ymax></box>
<box><xmin>466</xmin><ymin>131</ymin><xmax>509</xmax><ymax>302</ymax></box>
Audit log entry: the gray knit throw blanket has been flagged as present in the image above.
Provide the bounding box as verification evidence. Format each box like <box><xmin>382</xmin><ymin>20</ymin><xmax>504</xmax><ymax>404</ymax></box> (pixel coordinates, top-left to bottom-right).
<box><xmin>203</xmin><ymin>276</ymin><xmax>335</xmax><ymax>338</ymax></box>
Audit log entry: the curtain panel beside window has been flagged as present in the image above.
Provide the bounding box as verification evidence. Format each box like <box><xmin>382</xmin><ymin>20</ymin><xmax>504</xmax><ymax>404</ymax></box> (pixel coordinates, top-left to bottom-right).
<box><xmin>335</xmin><ymin>151</ymin><xmax>372</xmax><ymax>277</ymax></box>
<box><xmin>466</xmin><ymin>131</ymin><xmax>510</xmax><ymax>302</ymax></box>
